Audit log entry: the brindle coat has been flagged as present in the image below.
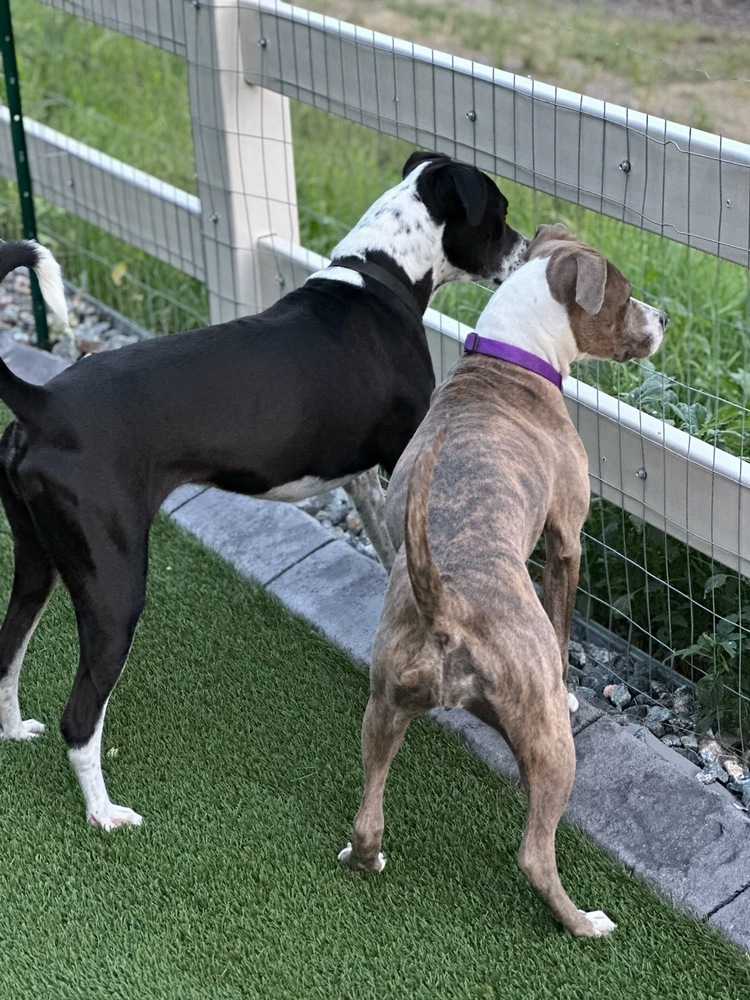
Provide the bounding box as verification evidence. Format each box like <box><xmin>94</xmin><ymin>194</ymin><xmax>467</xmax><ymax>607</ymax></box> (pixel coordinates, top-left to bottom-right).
<box><xmin>339</xmin><ymin>224</ymin><xmax>667</xmax><ymax>937</ymax></box>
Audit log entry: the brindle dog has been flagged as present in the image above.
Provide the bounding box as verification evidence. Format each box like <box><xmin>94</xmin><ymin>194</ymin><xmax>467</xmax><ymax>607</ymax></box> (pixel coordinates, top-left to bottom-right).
<box><xmin>339</xmin><ymin>224</ymin><xmax>667</xmax><ymax>937</ymax></box>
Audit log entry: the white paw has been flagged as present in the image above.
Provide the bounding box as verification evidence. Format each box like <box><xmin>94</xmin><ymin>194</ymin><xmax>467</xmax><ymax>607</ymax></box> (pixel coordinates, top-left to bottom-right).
<box><xmin>0</xmin><ymin>718</ymin><xmax>46</xmax><ymax>741</ymax></box>
<box><xmin>337</xmin><ymin>842</ymin><xmax>386</xmax><ymax>872</ymax></box>
<box><xmin>568</xmin><ymin>692</ymin><xmax>579</xmax><ymax>714</ymax></box>
<box><xmin>87</xmin><ymin>804</ymin><xmax>143</xmax><ymax>832</ymax></box>
<box><xmin>579</xmin><ymin>909</ymin><xmax>617</xmax><ymax>936</ymax></box>
<box><xmin>21</xmin><ymin>718</ymin><xmax>45</xmax><ymax>737</ymax></box>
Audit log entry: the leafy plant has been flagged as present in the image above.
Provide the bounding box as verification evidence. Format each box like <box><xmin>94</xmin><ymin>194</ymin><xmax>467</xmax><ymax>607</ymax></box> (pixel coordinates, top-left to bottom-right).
<box><xmin>618</xmin><ymin>367</ymin><xmax>747</xmax><ymax>453</ymax></box>
<box><xmin>672</xmin><ymin>614</ymin><xmax>750</xmax><ymax>744</ymax></box>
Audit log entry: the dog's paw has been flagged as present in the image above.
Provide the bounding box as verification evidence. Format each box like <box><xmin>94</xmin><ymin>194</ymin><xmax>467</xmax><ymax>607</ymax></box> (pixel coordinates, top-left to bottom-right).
<box><xmin>337</xmin><ymin>842</ymin><xmax>354</xmax><ymax>864</ymax></box>
<box><xmin>88</xmin><ymin>804</ymin><xmax>144</xmax><ymax>832</ymax></box>
<box><xmin>0</xmin><ymin>718</ymin><xmax>46</xmax><ymax>741</ymax></box>
<box><xmin>567</xmin><ymin>692</ymin><xmax>579</xmax><ymax>715</ymax></box>
<box><xmin>578</xmin><ymin>909</ymin><xmax>617</xmax><ymax>936</ymax></box>
<box><xmin>21</xmin><ymin>718</ymin><xmax>46</xmax><ymax>737</ymax></box>
<box><xmin>337</xmin><ymin>842</ymin><xmax>386</xmax><ymax>873</ymax></box>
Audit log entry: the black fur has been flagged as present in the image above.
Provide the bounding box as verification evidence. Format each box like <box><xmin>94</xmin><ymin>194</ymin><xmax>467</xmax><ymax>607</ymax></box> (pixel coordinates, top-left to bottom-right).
<box><xmin>0</xmin><ymin>153</ymin><xmax>526</xmax><ymax>825</ymax></box>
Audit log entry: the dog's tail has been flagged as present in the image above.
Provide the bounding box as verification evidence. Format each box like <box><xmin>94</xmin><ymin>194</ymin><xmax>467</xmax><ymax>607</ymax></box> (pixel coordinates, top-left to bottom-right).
<box><xmin>404</xmin><ymin>425</ymin><xmax>449</xmax><ymax>629</ymax></box>
<box><xmin>2</xmin><ymin>240</ymin><xmax>68</xmax><ymax>328</ymax></box>
<box><xmin>0</xmin><ymin>240</ymin><xmax>68</xmax><ymax>424</ymax></box>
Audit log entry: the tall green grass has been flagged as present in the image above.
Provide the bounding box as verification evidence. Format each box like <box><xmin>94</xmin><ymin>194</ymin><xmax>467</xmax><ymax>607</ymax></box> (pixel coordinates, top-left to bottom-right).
<box><xmin>5</xmin><ymin>1</ymin><xmax>750</xmax><ymax>744</ymax></box>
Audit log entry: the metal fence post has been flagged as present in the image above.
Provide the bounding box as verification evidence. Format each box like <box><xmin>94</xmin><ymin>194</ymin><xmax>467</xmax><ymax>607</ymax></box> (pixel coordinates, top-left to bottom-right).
<box><xmin>0</xmin><ymin>0</ymin><xmax>51</xmax><ymax>349</ymax></box>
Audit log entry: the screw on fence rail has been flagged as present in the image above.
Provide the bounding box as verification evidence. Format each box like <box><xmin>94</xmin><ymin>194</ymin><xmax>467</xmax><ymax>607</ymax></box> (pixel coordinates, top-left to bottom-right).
<box><xmin>0</xmin><ymin>0</ymin><xmax>50</xmax><ymax>350</ymax></box>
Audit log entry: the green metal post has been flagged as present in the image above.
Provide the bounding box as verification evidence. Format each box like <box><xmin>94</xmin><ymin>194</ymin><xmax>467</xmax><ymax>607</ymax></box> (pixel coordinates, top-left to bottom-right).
<box><xmin>0</xmin><ymin>0</ymin><xmax>50</xmax><ymax>349</ymax></box>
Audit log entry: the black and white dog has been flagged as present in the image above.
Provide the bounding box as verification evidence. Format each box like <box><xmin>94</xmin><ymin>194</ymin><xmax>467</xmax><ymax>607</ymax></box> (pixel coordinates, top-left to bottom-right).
<box><xmin>0</xmin><ymin>152</ymin><xmax>528</xmax><ymax>830</ymax></box>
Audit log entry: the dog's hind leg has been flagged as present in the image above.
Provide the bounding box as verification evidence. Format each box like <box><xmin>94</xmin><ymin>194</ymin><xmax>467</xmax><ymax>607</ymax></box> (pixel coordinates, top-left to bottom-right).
<box><xmin>338</xmin><ymin>693</ymin><xmax>413</xmax><ymax>871</ymax></box>
<box><xmin>345</xmin><ymin>467</ymin><xmax>396</xmax><ymax>571</ymax></box>
<box><xmin>509</xmin><ymin>686</ymin><xmax>616</xmax><ymax>937</ymax></box>
<box><xmin>63</xmin><ymin>563</ymin><xmax>147</xmax><ymax>831</ymax></box>
<box><xmin>28</xmin><ymin>501</ymin><xmax>152</xmax><ymax>831</ymax></box>
<box><xmin>0</xmin><ymin>468</ymin><xmax>56</xmax><ymax>740</ymax></box>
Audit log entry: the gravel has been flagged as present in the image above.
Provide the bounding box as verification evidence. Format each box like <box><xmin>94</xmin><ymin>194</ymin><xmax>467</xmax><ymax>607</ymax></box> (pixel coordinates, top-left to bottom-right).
<box><xmin>1</xmin><ymin>270</ymin><xmax>142</xmax><ymax>359</ymax></box>
<box><xmin>563</xmin><ymin>632</ymin><xmax>750</xmax><ymax>804</ymax></box>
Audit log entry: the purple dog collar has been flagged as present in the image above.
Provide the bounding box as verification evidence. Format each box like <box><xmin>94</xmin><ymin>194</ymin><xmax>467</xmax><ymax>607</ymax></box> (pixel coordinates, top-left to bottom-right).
<box><xmin>463</xmin><ymin>332</ymin><xmax>563</xmax><ymax>391</ymax></box>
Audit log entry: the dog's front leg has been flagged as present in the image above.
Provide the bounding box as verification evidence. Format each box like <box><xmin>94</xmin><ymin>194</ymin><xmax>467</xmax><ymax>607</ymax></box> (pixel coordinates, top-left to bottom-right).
<box><xmin>541</xmin><ymin>524</ymin><xmax>582</xmax><ymax>682</ymax></box>
<box><xmin>345</xmin><ymin>467</ymin><xmax>396</xmax><ymax>572</ymax></box>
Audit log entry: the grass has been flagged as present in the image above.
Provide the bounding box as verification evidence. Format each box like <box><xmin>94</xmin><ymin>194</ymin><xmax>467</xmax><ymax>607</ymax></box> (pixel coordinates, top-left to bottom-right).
<box><xmin>1</xmin><ymin>506</ymin><xmax>750</xmax><ymax>997</ymax></box>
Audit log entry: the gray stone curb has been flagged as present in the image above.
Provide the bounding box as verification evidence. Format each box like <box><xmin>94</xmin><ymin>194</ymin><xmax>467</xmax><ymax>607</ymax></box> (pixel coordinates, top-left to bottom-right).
<box><xmin>0</xmin><ymin>332</ymin><xmax>69</xmax><ymax>384</ymax></box>
<box><xmin>4</xmin><ymin>334</ymin><xmax>750</xmax><ymax>952</ymax></box>
<box><xmin>267</xmin><ymin>538</ymin><xmax>387</xmax><ymax>664</ymax></box>
<box><xmin>170</xmin><ymin>485</ymin><xmax>337</xmax><ymax>587</ymax></box>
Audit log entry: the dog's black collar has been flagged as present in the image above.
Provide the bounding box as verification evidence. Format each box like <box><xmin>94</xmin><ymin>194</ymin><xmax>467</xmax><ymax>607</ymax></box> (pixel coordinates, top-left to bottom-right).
<box><xmin>330</xmin><ymin>257</ymin><xmax>424</xmax><ymax>322</ymax></box>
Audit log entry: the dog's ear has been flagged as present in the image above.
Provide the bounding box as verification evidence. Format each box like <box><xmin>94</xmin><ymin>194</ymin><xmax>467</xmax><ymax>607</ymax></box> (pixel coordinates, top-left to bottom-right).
<box><xmin>533</xmin><ymin>222</ymin><xmax>572</xmax><ymax>243</ymax></box>
<box><xmin>417</xmin><ymin>161</ymin><xmax>489</xmax><ymax>227</ymax></box>
<box><xmin>573</xmin><ymin>251</ymin><xmax>608</xmax><ymax>315</ymax></box>
<box><xmin>449</xmin><ymin>165</ymin><xmax>489</xmax><ymax>227</ymax></box>
<box><xmin>402</xmin><ymin>150</ymin><xmax>448</xmax><ymax>177</ymax></box>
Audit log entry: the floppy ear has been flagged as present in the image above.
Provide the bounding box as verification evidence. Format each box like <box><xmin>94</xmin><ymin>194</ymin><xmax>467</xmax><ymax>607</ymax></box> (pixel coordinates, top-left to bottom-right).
<box><xmin>417</xmin><ymin>161</ymin><xmax>489</xmax><ymax>226</ymax></box>
<box><xmin>573</xmin><ymin>251</ymin><xmax>608</xmax><ymax>315</ymax></box>
<box><xmin>449</xmin><ymin>164</ymin><xmax>489</xmax><ymax>226</ymax></box>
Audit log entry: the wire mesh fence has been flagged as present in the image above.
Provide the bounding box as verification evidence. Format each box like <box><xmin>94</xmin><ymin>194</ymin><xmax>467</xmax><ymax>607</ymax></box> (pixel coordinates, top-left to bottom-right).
<box><xmin>0</xmin><ymin>6</ymin><xmax>205</xmax><ymax>334</ymax></box>
<box><xmin>2</xmin><ymin>0</ymin><xmax>750</xmax><ymax>756</ymax></box>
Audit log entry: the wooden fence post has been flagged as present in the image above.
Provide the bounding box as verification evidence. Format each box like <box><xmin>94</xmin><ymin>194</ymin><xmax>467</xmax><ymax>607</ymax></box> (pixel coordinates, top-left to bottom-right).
<box><xmin>184</xmin><ymin>0</ymin><xmax>299</xmax><ymax>323</ymax></box>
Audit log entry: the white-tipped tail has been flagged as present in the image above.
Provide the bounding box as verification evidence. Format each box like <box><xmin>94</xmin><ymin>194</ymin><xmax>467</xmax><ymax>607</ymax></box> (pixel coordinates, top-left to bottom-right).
<box><xmin>28</xmin><ymin>240</ymin><xmax>69</xmax><ymax>326</ymax></box>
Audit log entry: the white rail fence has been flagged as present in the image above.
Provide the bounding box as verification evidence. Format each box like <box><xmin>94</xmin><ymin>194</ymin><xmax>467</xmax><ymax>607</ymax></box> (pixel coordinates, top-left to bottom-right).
<box><xmin>4</xmin><ymin>0</ymin><xmax>750</xmax><ymax>582</ymax></box>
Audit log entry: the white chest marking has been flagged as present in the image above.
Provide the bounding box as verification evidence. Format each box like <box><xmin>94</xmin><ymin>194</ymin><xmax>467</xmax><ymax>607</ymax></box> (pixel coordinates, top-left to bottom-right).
<box><xmin>308</xmin><ymin>266</ymin><xmax>364</xmax><ymax>287</ymax></box>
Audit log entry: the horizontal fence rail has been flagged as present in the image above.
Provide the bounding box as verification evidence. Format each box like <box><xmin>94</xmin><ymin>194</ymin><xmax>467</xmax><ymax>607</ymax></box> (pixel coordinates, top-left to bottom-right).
<box><xmin>40</xmin><ymin>0</ymin><xmax>750</xmax><ymax>268</ymax></box>
<box><xmin>35</xmin><ymin>0</ymin><xmax>189</xmax><ymax>55</ymax></box>
<box><xmin>0</xmin><ymin>109</ymin><xmax>205</xmax><ymax>281</ymax></box>
<box><xmin>242</xmin><ymin>0</ymin><xmax>750</xmax><ymax>267</ymax></box>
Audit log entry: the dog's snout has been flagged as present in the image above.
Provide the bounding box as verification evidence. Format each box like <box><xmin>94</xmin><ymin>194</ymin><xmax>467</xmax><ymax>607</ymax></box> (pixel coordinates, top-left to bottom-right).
<box><xmin>629</xmin><ymin>297</ymin><xmax>666</xmax><ymax>358</ymax></box>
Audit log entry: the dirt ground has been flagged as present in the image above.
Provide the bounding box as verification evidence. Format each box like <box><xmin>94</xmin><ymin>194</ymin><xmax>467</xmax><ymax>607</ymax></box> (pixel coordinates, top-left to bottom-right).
<box><xmin>610</xmin><ymin>0</ymin><xmax>750</xmax><ymax>30</ymax></box>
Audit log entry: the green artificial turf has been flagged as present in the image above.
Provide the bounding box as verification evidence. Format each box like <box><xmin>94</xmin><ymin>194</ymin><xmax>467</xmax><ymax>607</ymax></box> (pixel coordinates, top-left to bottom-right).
<box><xmin>0</xmin><ymin>512</ymin><xmax>747</xmax><ymax>999</ymax></box>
